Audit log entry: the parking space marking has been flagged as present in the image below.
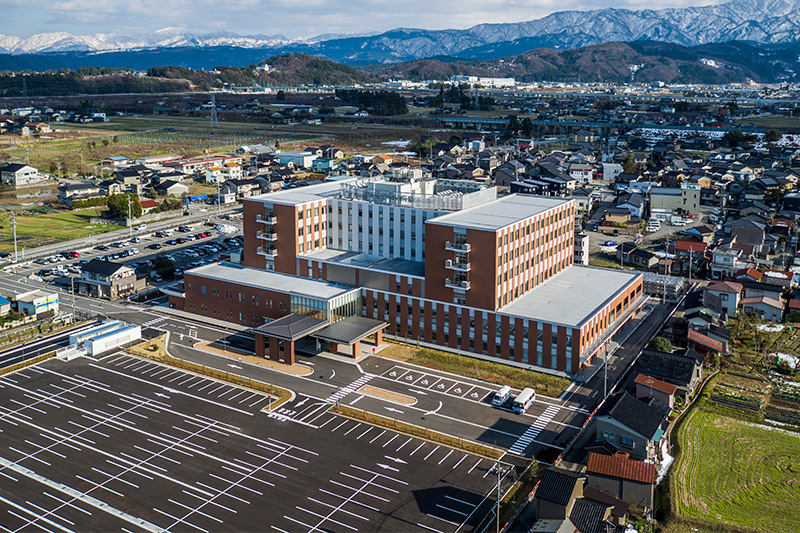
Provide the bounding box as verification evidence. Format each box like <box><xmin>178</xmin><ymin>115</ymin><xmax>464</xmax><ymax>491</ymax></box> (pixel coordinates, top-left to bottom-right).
<box><xmin>381</xmin><ymin>365</ymin><xmax>494</xmax><ymax>404</ymax></box>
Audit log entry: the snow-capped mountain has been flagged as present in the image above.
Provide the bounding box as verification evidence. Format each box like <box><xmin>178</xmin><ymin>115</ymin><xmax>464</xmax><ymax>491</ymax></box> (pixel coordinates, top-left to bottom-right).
<box><xmin>3</xmin><ymin>0</ymin><xmax>800</xmax><ymax>65</ymax></box>
<box><xmin>0</xmin><ymin>28</ymin><xmax>292</xmax><ymax>54</ymax></box>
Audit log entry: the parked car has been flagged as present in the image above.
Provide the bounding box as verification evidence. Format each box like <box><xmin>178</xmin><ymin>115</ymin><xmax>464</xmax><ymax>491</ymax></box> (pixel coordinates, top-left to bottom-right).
<box><xmin>165</xmin><ymin>239</ymin><xmax>178</xmax><ymax>246</ymax></box>
<box><xmin>130</xmin><ymin>237</ymin><xmax>141</xmax><ymax>243</ymax></box>
<box><xmin>95</xmin><ymin>245</ymin><xmax>109</xmax><ymax>251</ymax></box>
<box><xmin>147</xmin><ymin>243</ymin><xmax>162</xmax><ymax>250</ymax></box>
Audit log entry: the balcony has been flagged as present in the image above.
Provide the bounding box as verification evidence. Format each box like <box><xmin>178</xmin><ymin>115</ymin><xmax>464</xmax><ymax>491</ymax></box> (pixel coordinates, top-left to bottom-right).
<box><xmin>257</xmin><ymin>247</ymin><xmax>279</xmax><ymax>258</ymax></box>
<box><xmin>257</xmin><ymin>231</ymin><xmax>277</xmax><ymax>241</ymax></box>
<box><xmin>445</xmin><ymin>241</ymin><xmax>471</xmax><ymax>253</ymax></box>
<box><xmin>257</xmin><ymin>214</ymin><xmax>277</xmax><ymax>224</ymax></box>
<box><xmin>445</xmin><ymin>278</ymin><xmax>471</xmax><ymax>291</ymax></box>
<box><xmin>444</xmin><ymin>259</ymin><xmax>471</xmax><ymax>272</ymax></box>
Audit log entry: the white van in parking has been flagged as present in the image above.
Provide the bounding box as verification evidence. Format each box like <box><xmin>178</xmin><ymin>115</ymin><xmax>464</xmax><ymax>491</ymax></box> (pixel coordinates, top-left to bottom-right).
<box><xmin>492</xmin><ymin>385</ymin><xmax>513</xmax><ymax>407</ymax></box>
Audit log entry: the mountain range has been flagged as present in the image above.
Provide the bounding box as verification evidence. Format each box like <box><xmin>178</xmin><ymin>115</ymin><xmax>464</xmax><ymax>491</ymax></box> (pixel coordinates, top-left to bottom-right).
<box><xmin>2</xmin><ymin>0</ymin><xmax>800</xmax><ymax>68</ymax></box>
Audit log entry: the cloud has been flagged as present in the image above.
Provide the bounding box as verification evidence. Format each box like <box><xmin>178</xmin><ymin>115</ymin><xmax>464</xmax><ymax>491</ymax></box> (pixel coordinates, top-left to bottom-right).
<box><xmin>10</xmin><ymin>0</ymin><xmax>727</xmax><ymax>38</ymax></box>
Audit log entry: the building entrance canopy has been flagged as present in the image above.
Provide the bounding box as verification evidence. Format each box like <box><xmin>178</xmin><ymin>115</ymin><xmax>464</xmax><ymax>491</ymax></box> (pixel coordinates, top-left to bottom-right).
<box><xmin>251</xmin><ymin>314</ymin><xmax>387</xmax><ymax>346</ymax></box>
<box><xmin>251</xmin><ymin>314</ymin><xmax>328</xmax><ymax>342</ymax></box>
<box><xmin>313</xmin><ymin>316</ymin><xmax>388</xmax><ymax>346</ymax></box>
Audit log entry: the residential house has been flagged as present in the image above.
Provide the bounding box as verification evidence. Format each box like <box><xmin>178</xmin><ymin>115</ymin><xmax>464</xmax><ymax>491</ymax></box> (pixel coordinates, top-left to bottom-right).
<box><xmin>600</xmin><ymin>163</ymin><xmax>623</xmax><ymax>182</ymax></box>
<box><xmin>535</xmin><ymin>468</ymin><xmax>586</xmax><ymax>520</ymax></box>
<box><xmin>101</xmin><ymin>156</ymin><xmax>130</xmax><ymax>169</ymax></box>
<box><xmin>604</xmin><ymin>207</ymin><xmax>631</xmax><ymax>225</ymax></box>
<box><xmin>615</xmin><ymin>192</ymin><xmax>644</xmax><ymax>219</ymax></box>
<box><xmin>0</xmin><ymin>163</ymin><xmax>45</xmax><ymax>187</ymax></box>
<box><xmin>704</xmin><ymin>281</ymin><xmax>743</xmax><ymax>318</ymax></box>
<box><xmin>725</xmin><ymin>219</ymin><xmax>766</xmax><ymax>252</ymax></box>
<box><xmin>592</xmin><ymin>392</ymin><xmax>671</xmax><ymax>462</ymax></box>
<box><xmin>221</xmin><ymin>178</ymin><xmax>262</xmax><ymax>200</ymax></box>
<box><xmin>77</xmin><ymin>260</ymin><xmax>145</xmax><ymax>298</ymax></box>
<box><xmin>617</xmin><ymin>243</ymin><xmax>658</xmax><ymax>269</ymax></box>
<box><xmin>634</xmin><ymin>373</ymin><xmax>677</xmax><ymax>409</ymax></box>
<box><xmin>586</xmin><ymin>451</ymin><xmax>656</xmax><ymax>507</ymax></box>
<box><xmin>568</xmin><ymin>163</ymin><xmax>593</xmax><ymax>184</ymax></box>
<box><xmin>741</xmin><ymin>296</ymin><xmax>784</xmax><ymax>322</ymax></box>
<box><xmin>532</xmin><ymin>468</ymin><xmax>623</xmax><ymax>533</ymax></box>
<box><xmin>58</xmin><ymin>182</ymin><xmax>104</xmax><ymax>207</ymax></box>
<box><xmin>740</xmin><ymin>279</ymin><xmax>784</xmax><ymax>302</ymax></box>
<box><xmin>154</xmin><ymin>180</ymin><xmax>189</xmax><ymax>197</ymax></box>
<box><xmin>637</xmin><ymin>348</ymin><xmax>704</xmax><ymax>398</ymax></box>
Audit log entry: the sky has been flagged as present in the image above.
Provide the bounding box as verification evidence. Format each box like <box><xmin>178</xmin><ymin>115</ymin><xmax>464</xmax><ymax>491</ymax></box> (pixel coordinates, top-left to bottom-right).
<box><xmin>1</xmin><ymin>0</ymin><xmax>723</xmax><ymax>39</ymax></box>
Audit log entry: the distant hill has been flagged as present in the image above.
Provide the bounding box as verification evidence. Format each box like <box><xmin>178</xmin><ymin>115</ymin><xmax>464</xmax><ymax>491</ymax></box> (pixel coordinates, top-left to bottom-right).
<box><xmin>0</xmin><ymin>54</ymin><xmax>374</xmax><ymax>97</ymax></box>
<box><xmin>374</xmin><ymin>41</ymin><xmax>800</xmax><ymax>83</ymax></box>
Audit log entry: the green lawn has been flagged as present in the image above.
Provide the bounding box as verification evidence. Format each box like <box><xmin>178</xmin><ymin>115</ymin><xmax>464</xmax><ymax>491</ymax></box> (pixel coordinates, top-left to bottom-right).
<box><xmin>671</xmin><ymin>406</ymin><xmax>800</xmax><ymax>532</ymax></box>
<box><xmin>0</xmin><ymin>209</ymin><xmax>124</xmax><ymax>252</ymax></box>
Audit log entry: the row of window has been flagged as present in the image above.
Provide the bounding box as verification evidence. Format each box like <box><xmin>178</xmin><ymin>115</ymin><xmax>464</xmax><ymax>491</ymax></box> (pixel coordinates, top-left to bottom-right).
<box><xmin>187</xmin><ymin>283</ymin><xmax>288</xmax><ymax>311</ymax></box>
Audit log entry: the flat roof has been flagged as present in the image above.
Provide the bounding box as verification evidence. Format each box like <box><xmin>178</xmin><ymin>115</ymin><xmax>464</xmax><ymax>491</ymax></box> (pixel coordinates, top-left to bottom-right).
<box><xmin>300</xmin><ymin>248</ymin><xmax>425</xmax><ymax>277</ymax></box>
<box><xmin>427</xmin><ymin>194</ymin><xmax>570</xmax><ymax>231</ymax></box>
<box><xmin>246</xmin><ymin>179</ymin><xmax>353</xmax><ymax>207</ymax></box>
<box><xmin>313</xmin><ymin>316</ymin><xmax>388</xmax><ymax>345</ymax></box>
<box><xmin>186</xmin><ymin>262</ymin><xmax>356</xmax><ymax>300</ymax></box>
<box><xmin>500</xmin><ymin>265</ymin><xmax>641</xmax><ymax>328</ymax></box>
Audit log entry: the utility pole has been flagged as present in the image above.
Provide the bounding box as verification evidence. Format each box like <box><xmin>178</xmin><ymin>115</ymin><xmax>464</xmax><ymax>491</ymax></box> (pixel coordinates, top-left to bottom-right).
<box><xmin>70</xmin><ymin>275</ymin><xmax>75</xmax><ymax>317</ymax></box>
<box><xmin>216</xmin><ymin>181</ymin><xmax>222</xmax><ymax>217</ymax></box>
<box><xmin>128</xmin><ymin>197</ymin><xmax>132</xmax><ymax>237</ymax></box>
<box><xmin>10</xmin><ymin>212</ymin><xmax>17</xmax><ymax>263</ymax></box>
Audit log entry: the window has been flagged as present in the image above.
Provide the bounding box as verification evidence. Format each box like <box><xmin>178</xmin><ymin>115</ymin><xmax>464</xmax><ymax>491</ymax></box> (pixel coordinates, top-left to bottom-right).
<box><xmin>200</xmin><ymin>285</ymin><xmax>206</xmax><ymax>295</ymax></box>
<box><xmin>602</xmin><ymin>431</ymin><xmax>616</xmax><ymax>442</ymax></box>
<box><xmin>620</xmin><ymin>435</ymin><xmax>634</xmax><ymax>448</ymax></box>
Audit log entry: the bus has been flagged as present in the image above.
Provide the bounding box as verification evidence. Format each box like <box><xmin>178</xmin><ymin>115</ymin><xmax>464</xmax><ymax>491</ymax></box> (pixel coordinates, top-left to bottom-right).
<box><xmin>512</xmin><ymin>388</ymin><xmax>536</xmax><ymax>414</ymax></box>
<box><xmin>492</xmin><ymin>385</ymin><xmax>513</xmax><ymax>407</ymax></box>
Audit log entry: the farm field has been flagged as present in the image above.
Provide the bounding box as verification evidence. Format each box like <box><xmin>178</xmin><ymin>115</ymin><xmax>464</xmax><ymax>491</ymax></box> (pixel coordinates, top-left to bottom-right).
<box><xmin>670</xmin><ymin>404</ymin><xmax>800</xmax><ymax>533</ymax></box>
<box><xmin>0</xmin><ymin>208</ymin><xmax>122</xmax><ymax>252</ymax></box>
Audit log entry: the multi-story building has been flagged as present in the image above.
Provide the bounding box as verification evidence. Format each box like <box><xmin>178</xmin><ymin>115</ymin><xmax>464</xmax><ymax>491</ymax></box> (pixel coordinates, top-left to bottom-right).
<box><xmin>172</xmin><ymin>176</ymin><xmax>646</xmax><ymax>376</ymax></box>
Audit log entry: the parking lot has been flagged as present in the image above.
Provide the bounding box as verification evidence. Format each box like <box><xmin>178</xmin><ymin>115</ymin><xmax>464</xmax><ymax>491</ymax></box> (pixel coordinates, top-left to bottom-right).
<box><xmin>0</xmin><ymin>356</ymin><xmax>506</xmax><ymax>532</ymax></box>
<box><xmin>27</xmin><ymin>222</ymin><xmax>243</xmax><ymax>286</ymax></box>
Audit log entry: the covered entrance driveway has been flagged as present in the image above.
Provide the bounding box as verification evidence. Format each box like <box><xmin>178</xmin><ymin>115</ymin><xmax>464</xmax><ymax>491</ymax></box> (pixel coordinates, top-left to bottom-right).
<box><xmin>251</xmin><ymin>315</ymin><xmax>387</xmax><ymax>365</ymax></box>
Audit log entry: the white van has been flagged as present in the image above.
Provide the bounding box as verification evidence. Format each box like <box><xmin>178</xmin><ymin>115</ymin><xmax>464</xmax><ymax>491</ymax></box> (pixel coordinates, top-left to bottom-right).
<box><xmin>136</xmin><ymin>224</ymin><xmax>147</xmax><ymax>231</ymax></box>
<box><xmin>492</xmin><ymin>385</ymin><xmax>513</xmax><ymax>407</ymax></box>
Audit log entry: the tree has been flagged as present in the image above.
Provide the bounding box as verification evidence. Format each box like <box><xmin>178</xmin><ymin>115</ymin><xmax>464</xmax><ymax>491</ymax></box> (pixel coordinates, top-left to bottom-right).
<box><xmin>622</xmin><ymin>152</ymin><xmax>636</xmax><ymax>174</ymax></box>
<box><xmin>764</xmin><ymin>129</ymin><xmax>781</xmax><ymax>143</ymax></box>
<box><xmin>648</xmin><ymin>336</ymin><xmax>673</xmax><ymax>353</ymax></box>
<box><xmin>106</xmin><ymin>193</ymin><xmax>142</xmax><ymax>219</ymax></box>
<box><xmin>275</xmin><ymin>90</ymin><xmax>285</xmax><ymax>101</ymax></box>
<box><xmin>153</xmin><ymin>255</ymin><xmax>175</xmax><ymax>280</ymax></box>
<box><xmin>521</xmin><ymin>117</ymin><xmax>533</xmax><ymax>137</ymax></box>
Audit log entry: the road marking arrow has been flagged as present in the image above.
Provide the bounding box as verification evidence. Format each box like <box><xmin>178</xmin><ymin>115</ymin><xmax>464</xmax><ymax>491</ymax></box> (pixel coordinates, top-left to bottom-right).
<box><xmin>384</xmin><ymin>406</ymin><xmax>404</xmax><ymax>414</ymax></box>
<box><xmin>424</xmin><ymin>401</ymin><xmax>443</xmax><ymax>416</ymax></box>
<box><xmin>295</xmin><ymin>398</ymin><xmax>308</xmax><ymax>408</ymax></box>
<box><xmin>384</xmin><ymin>455</ymin><xmax>408</xmax><ymax>464</ymax></box>
<box><xmin>376</xmin><ymin>463</ymin><xmax>399</xmax><ymax>472</ymax></box>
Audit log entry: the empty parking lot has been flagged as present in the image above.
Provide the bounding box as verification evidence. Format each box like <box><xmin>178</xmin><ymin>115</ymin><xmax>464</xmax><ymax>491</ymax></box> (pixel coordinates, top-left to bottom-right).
<box><xmin>0</xmin><ymin>356</ymin><xmax>509</xmax><ymax>532</ymax></box>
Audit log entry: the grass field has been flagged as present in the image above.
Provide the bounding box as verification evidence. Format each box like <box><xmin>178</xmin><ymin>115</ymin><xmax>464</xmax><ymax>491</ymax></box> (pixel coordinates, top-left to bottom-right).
<box><xmin>379</xmin><ymin>343</ymin><xmax>572</xmax><ymax>397</ymax></box>
<box><xmin>0</xmin><ymin>208</ymin><xmax>123</xmax><ymax>252</ymax></box>
<box><xmin>669</xmin><ymin>405</ymin><xmax>800</xmax><ymax>532</ymax></box>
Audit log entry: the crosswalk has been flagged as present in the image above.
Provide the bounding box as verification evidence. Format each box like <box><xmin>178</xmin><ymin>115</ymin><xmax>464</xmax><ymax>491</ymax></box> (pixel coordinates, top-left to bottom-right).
<box><xmin>325</xmin><ymin>374</ymin><xmax>373</xmax><ymax>403</ymax></box>
<box><xmin>142</xmin><ymin>316</ymin><xmax>167</xmax><ymax>327</ymax></box>
<box><xmin>509</xmin><ymin>405</ymin><xmax>561</xmax><ymax>454</ymax></box>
